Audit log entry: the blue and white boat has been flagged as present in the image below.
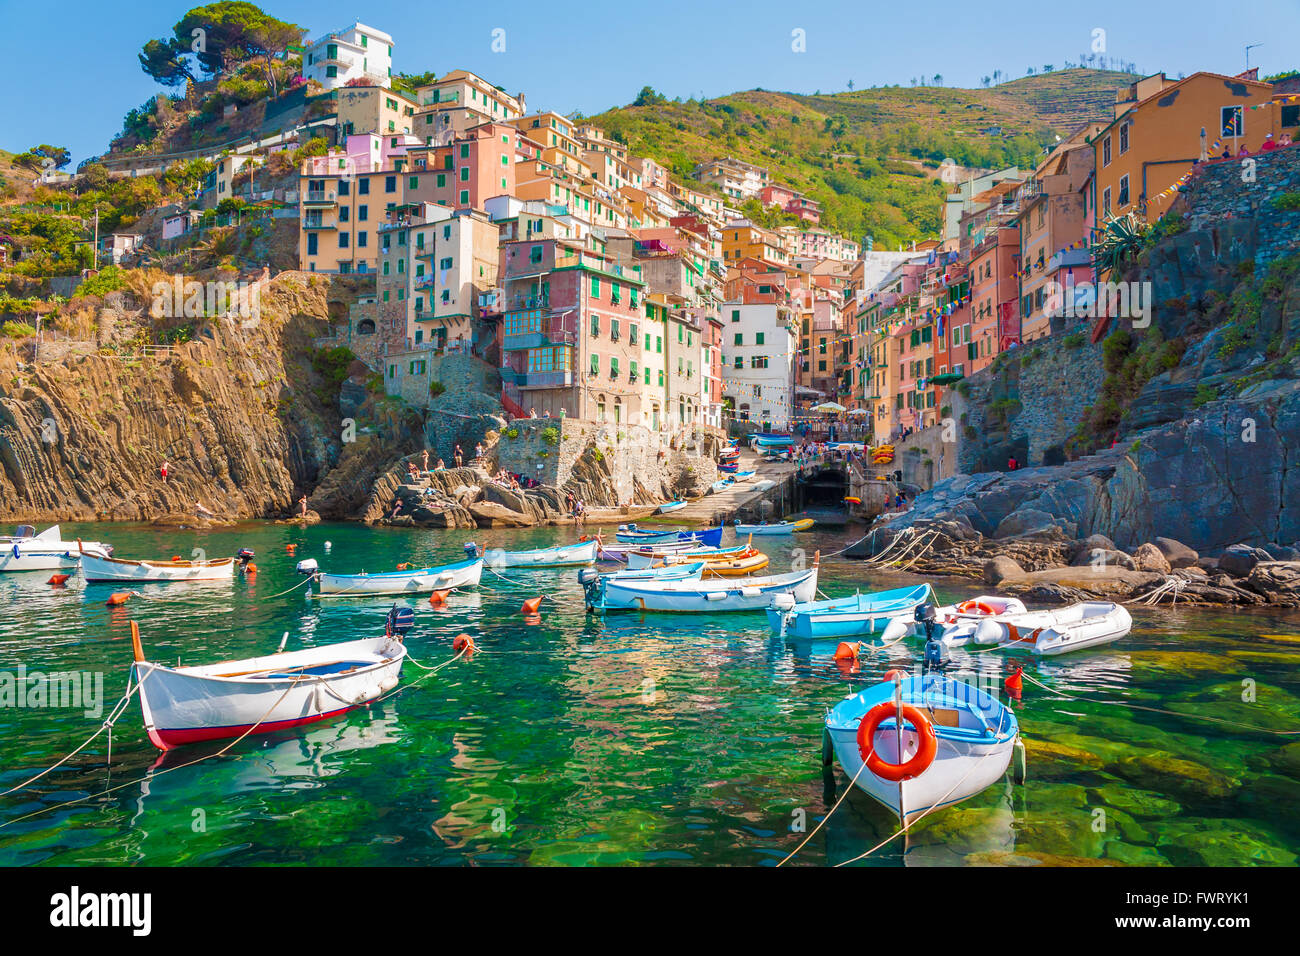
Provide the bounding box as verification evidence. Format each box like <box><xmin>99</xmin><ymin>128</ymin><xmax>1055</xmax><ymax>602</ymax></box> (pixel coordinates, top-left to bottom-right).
<box><xmin>825</xmin><ymin>674</ymin><xmax>1020</xmax><ymax>826</ymax></box>
<box><xmin>615</xmin><ymin>524</ymin><xmax>724</xmax><ymax>548</ymax></box>
<box><xmin>751</xmin><ymin>433</ymin><xmax>794</xmax><ymax>449</ymax></box>
<box><xmin>317</xmin><ymin>556</ymin><xmax>484</xmax><ymax>596</ymax></box>
<box><xmin>768</xmin><ymin>583</ymin><xmax>934</xmax><ymax>639</ymax></box>
<box><xmin>710</xmin><ymin>477</ymin><xmax>734</xmax><ymax>494</ymax></box>
<box><xmin>480</xmin><ymin>538</ymin><xmax>599</xmax><ymax>569</ymax></box>
<box><xmin>581</xmin><ymin>561</ymin><xmax>707</xmax><ymax>585</ymax></box>
<box><xmin>584</xmin><ymin>565</ymin><xmax>818</xmax><ymax>613</ymax></box>
<box><xmin>657</xmin><ymin>500</ymin><xmax>688</xmax><ymax>514</ymax></box>
<box><xmin>731</xmin><ymin>470</ymin><xmax>756</xmax><ymax>481</ymax></box>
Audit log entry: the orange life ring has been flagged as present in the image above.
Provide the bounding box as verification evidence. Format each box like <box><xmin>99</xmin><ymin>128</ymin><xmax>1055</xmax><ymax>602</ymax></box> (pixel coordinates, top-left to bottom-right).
<box><xmin>855</xmin><ymin>702</ymin><xmax>938</xmax><ymax>781</ymax></box>
<box><xmin>957</xmin><ymin>599</ymin><xmax>995</xmax><ymax>615</ymax></box>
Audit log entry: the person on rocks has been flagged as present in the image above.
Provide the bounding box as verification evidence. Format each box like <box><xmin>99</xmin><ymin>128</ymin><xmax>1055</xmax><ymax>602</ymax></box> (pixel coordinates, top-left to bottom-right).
<box><xmin>390</xmin><ymin>501</ymin><xmax>402</xmax><ymax>520</ymax></box>
<box><xmin>435</xmin><ymin>458</ymin><xmax>446</xmax><ymax>471</ymax></box>
<box><xmin>454</xmin><ymin>444</ymin><xmax>464</xmax><ymax>468</ymax></box>
<box><xmin>194</xmin><ymin>500</ymin><xmax>215</xmax><ymax>518</ymax></box>
<box><xmin>160</xmin><ymin>461</ymin><xmax>169</xmax><ymax>482</ymax></box>
<box><xmin>422</xmin><ymin>449</ymin><xmax>430</xmax><ymax>473</ymax></box>
<box><xmin>407</xmin><ymin>462</ymin><xmax>419</xmax><ymax>481</ymax></box>
<box><xmin>1007</xmin><ymin>455</ymin><xmax>1019</xmax><ymax>471</ymax></box>
<box><xmin>475</xmin><ymin>442</ymin><xmax>485</xmax><ymax>460</ymax></box>
<box><xmin>529</xmin><ymin>407</ymin><xmax>538</xmax><ymax>418</ymax></box>
<box><xmin>299</xmin><ymin>495</ymin><xmax>308</xmax><ymax>518</ymax></box>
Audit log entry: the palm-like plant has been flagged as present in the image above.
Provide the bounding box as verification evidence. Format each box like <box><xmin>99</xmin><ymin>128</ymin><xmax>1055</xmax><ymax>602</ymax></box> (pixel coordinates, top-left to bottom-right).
<box><xmin>1092</xmin><ymin>212</ymin><xmax>1150</xmax><ymax>281</ymax></box>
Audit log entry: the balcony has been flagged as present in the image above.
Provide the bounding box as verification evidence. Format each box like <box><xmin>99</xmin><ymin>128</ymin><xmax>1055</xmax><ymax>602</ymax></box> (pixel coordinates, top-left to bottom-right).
<box><xmin>518</xmin><ymin>369</ymin><xmax>574</xmax><ymax>389</ymax></box>
<box><xmin>302</xmin><ymin>217</ymin><xmax>336</xmax><ymax>230</ymax></box>
<box><xmin>503</xmin><ymin>316</ymin><xmax>576</xmax><ymax>351</ymax></box>
<box><xmin>303</xmin><ymin>189</ymin><xmax>336</xmax><ymax>205</ymax></box>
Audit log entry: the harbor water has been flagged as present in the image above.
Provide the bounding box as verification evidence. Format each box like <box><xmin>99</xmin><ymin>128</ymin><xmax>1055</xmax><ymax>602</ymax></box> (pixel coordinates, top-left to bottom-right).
<box><xmin>1</xmin><ymin>520</ymin><xmax>1298</xmax><ymax>866</ymax></box>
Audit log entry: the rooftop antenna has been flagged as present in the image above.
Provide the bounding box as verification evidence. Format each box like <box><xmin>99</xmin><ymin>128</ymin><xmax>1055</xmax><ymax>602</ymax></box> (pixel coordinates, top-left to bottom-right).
<box><xmin>1246</xmin><ymin>43</ymin><xmax>1263</xmax><ymax>70</ymax></box>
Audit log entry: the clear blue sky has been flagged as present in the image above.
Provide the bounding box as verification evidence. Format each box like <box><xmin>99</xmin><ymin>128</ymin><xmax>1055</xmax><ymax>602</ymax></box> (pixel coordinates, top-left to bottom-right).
<box><xmin>3</xmin><ymin>0</ymin><xmax>1297</xmax><ymax>164</ymax></box>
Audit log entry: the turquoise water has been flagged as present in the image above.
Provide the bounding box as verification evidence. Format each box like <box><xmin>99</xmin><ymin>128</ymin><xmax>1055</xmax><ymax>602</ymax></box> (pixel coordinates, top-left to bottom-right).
<box><xmin>1</xmin><ymin>520</ymin><xmax>1298</xmax><ymax>866</ymax></box>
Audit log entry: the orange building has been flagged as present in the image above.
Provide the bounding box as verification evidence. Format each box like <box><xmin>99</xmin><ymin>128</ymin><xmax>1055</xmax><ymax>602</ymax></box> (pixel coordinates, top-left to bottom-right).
<box><xmin>1093</xmin><ymin>70</ymin><xmax>1278</xmax><ymax>222</ymax></box>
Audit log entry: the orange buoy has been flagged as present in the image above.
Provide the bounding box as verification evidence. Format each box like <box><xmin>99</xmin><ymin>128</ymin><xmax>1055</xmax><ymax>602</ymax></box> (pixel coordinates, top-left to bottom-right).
<box><xmin>1005</xmin><ymin>666</ymin><xmax>1024</xmax><ymax>700</ymax></box>
<box><xmin>396</xmin><ymin>562</ymin><xmax>412</xmax><ymax>571</ymax></box>
<box><xmin>521</xmin><ymin>596</ymin><xmax>543</xmax><ymax>615</ymax></box>
<box><xmin>452</xmin><ymin>633</ymin><xmax>476</xmax><ymax>654</ymax></box>
<box><xmin>833</xmin><ymin>641</ymin><xmax>860</xmax><ymax>664</ymax></box>
<box><xmin>286</xmin><ymin>544</ymin><xmax>297</xmax><ymax>552</ymax></box>
<box><xmin>48</xmin><ymin>574</ymin><xmax>70</xmax><ymax>586</ymax></box>
<box><xmin>428</xmin><ymin>589</ymin><xmax>449</xmax><ymax>607</ymax></box>
<box><xmin>105</xmin><ymin>592</ymin><xmax>132</xmax><ymax>607</ymax></box>
<box><xmin>883</xmin><ymin>668</ymin><xmax>908</xmax><ymax>683</ymax></box>
<box><xmin>244</xmin><ymin>562</ymin><xmax>258</xmax><ymax>575</ymax></box>
<box><xmin>171</xmin><ymin>555</ymin><xmax>182</xmax><ymax>562</ymax></box>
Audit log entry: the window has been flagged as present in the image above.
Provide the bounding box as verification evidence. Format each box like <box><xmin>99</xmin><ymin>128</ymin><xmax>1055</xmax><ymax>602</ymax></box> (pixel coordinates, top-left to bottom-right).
<box><xmin>460</xmin><ymin>144</ymin><xmax>470</xmax><ymax>159</ymax></box>
<box><xmin>307</xmin><ymin>233</ymin><xmax>318</xmax><ymax>255</ymax></box>
<box><xmin>734</xmin><ymin>333</ymin><xmax>743</xmax><ymax>346</ymax></box>
<box><xmin>1102</xmin><ymin>135</ymin><xmax>1111</xmax><ymax>168</ymax></box>
<box><xmin>1221</xmin><ymin>105</ymin><xmax>1243</xmax><ymax>138</ymax></box>
<box><xmin>439</xmin><ymin>257</ymin><xmax>453</xmax><ymax>270</ymax></box>
<box><xmin>436</xmin><ymin>174</ymin><xmax>445</xmax><ymax>187</ymax></box>
<box><xmin>338</xmin><ymin>232</ymin><xmax>349</xmax><ymax>248</ymax></box>
<box><xmin>610</xmin><ymin>357</ymin><xmax>619</xmax><ymax>377</ymax></box>
<box><xmin>459</xmin><ymin>190</ymin><xmax>469</xmax><ymax>205</ymax></box>
<box><xmin>1118</xmin><ymin>122</ymin><xmax>1129</xmax><ymax>154</ymax></box>
<box><xmin>460</xmin><ymin>167</ymin><xmax>470</xmax><ymax>181</ymax></box>
<box><xmin>358</xmin><ymin>179</ymin><xmax>370</xmax><ymax>195</ymax></box>
<box><xmin>629</xmin><ymin>323</ymin><xmax>638</xmax><ymax>343</ymax></box>
<box><xmin>733</xmin><ymin>356</ymin><xmax>743</xmax><ymax>369</ymax></box>
<box><xmin>1282</xmin><ymin>104</ymin><xmax>1300</xmax><ymax>128</ymax></box>
<box><xmin>818</xmin><ymin>360</ymin><xmax>827</xmax><ymax>371</ymax></box>
<box><xmin>1118</xmin><ymin>174</ymin><xmax>1130</xmax><ymax>208</ymax></box>
<box><xmin>530</xmin><ymin>245</ymin><xmax>543</xmax><ymax>264</ymax></box>
<box><xmin>1102</xmin><ymin>186</ymin><xmax>1112</xmax><ymax>218</ymax></box>
<box><xmin>656</xmin><ymin>336</ymin><xmax>662</xmax><ymax>353</ymax></box>
<box><xmin>385</xmin><ymin>176</ymin><xmax>396</xmax><ymax>193</ymax></box>
<box><xmin>590</xmin><ymin>353</ymin><xmax>599</xmax><ymax>375</ymax></box>
<box><xmin>590</xmin><ymin>314</ymin><xmax>600</xmax><ymax>336</ymax></box>
<box><xmin>611</xmin><ymin>318</ymin><xmax>620</xmax><ymax>340</ymax></box>
<box><xmin>409</xmin><ymin>176</ymin><xmax>418</xmax><ymax>190</ymax></box>
<box><xmin>731</xmin><ymin>309</ymin><xmax>740</xmax><ymax>323</ymax></box>
<box><xmin>591</xmin><ymin>277</ymin><xmax>600</xmax><ymax>297</ymax></box>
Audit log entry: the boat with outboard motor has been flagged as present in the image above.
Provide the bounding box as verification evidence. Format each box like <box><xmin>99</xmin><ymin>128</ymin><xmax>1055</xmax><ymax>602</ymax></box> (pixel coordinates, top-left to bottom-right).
<box><xmin>733</xmin><ymin>518</ymin><xmax>814</xmax><ymax>535</ymax></box>
<box><xmin>934</xmin><ymin>600</ymin><xmax>1133</xmax><ymax>655</ymax></box>
<box><xmin>824</xmin><ymin>672</ymin><xmax>1021</xmax><ymax>826</ymax></box>
<box><xmin>129</xmin><ymin>606</ymin><xmax>413</xmax><ymax>750</ymax></box>
<box><xmin>478</xmin><ymin>538</ymin><xmax>599</xmax><ymax>568</ymax></box>
<box><xmin>0</xmin><ymin>525</ymin><xmax>113</xmax><ymax>573</ymax></box>
<box><xmin>768</xmin><ymin>583</ymin><xmax>935</xmax><ymax>639</ymax></box>
<box><xmin>80</xmin><ymin>553</ymin><xmax>236</xmax><ymax>583</ymax></box>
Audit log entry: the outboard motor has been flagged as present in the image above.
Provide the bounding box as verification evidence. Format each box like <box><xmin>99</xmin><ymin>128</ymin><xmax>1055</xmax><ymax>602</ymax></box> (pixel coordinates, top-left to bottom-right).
<box><xmin>916</xmin><ymin>603</ymin><xmax>948</xmax><ymax>674</ymax></box>
<box><xmin>295</xmin><ymin>557</ymin><xmax>319</xmax><ymax>575</ymax></box>
<box><xmin>386</xmin><ymin>603</ymin><xmax>415</xmax><ymax>640</ymax></box>
<box><xmin>237</xmin><ymin>547</ymin><xmax>255</xmax><ymax>568</ymax></box>
<box><xmin>464</xmin><ymin>541</ymin><xmax>481</xmax><ymax>559</ymax></box>
<box><xmin>578</xmin><ymin>567</ymin><xmax>602</xmax><ymax>612</ymax></box>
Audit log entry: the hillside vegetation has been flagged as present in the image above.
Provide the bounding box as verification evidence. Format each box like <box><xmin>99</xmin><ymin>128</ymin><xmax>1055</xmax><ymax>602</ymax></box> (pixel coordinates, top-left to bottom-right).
<box><xmin>590</xmin><ymin>69</ymin><xmax>1134</xmax><ymax>248</ymax></box>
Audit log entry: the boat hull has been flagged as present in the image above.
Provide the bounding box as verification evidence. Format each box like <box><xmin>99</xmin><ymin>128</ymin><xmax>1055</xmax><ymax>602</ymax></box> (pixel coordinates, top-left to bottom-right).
<box><xmin>133</xmin><ymin>637</ymin><xmax>407</xmax><ymax>750</ymax></box>
<box><xmin>590</xmin><ymin>567</ymin><xmax>818</xmax><ymax>613</ymax></box>
<box><xmin>81</xmin><ymin>554</ymin><xmax>235</xmax><ymax>583</ymax></box>
<box><xmin>485</xmin><ymin>538</ymin><xmax>598</xmax><ymax>568</ymax></box>
<box><xmin>826</xmin><ymin>675</ymin><xmax>1018</xmax><ymax>825</ymax></box>
<box><xmin>318</xmin><ymin>558</ymin><xmax>483</xmax><ymax>595</ymax></box>
<box><xmin>768</xmin><ymin>585</ymin><xmax>934</xmax><ymax>638</ymax></box>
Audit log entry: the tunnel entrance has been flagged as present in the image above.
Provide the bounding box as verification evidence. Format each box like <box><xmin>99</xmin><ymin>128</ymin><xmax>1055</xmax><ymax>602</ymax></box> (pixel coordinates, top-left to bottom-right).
<box><xmin>798</xmin><ymin>464</ymin><xmax>847</xmax><ymax>509</ymax></box>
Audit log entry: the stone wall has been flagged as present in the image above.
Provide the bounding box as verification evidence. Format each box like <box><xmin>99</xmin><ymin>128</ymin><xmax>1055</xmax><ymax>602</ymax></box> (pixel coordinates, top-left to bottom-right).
<box><xmin>495</xmin><ymin>417</ymin><xmax>720</xmax><ymax>506</ymax></box>
<box><xmin>952</xmin><ymin>321</ymin><xmax>1105</xmax><ymax>472</ymax></box>
<box><xmin>1184</xmin><ymin>144</ymin><xmax>1300</xmax><ymax>276</ymax></box>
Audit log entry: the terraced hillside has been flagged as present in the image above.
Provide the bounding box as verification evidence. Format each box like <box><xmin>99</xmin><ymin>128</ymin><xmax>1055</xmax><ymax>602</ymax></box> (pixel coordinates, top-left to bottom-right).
<box><xmin>591</xmin><ymin>69</ymin><xmax>1134</xmax><ymax>248</ymax></box>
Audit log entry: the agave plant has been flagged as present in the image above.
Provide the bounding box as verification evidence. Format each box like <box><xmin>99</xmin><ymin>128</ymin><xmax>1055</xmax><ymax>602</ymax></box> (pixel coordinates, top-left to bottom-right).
<box><xmin>1092</xmin><ymin>212</ymin><xmax>1150</xmax><ymax>281</ymax></box>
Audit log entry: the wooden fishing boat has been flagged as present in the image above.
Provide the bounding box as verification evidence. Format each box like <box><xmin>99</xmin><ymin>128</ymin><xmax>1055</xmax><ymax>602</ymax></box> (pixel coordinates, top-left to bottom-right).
<box><xmin>824</xmin><ymin>673</ymin><xmax>1020</xmax><ymax>826</ymax></box>
<box><xmin>767</xmin><ymin>584</ymin><xmax>934</xmax><ymax>639</ymax></box>
<box><xmin>615</xmin><ymin>524</ymin><xmax>724</xmax><ymax>548</ymax></box>
<box><xmin>0</xmin><ymin>525</ymin><xmax>112</xmax><ymax>573</ymax></box>
<box><xmin>701</xmin><ymin>551</ymin><xmax>769</xmax><ymax>577</ymax></box>
<box><xmin>732</xmin><ymin>470</ymin><xmax>756</xmax><ymax>481</ymax></box>
<box><xmin>482</xmin><ymin>538</ymin><xmax>599</xmax><ymax>568</ymax></box>
<box><xmin>710</xmin><ymin>477</ymin><xmax>734</xmax><ymax>494</ymax></box>
<box><xmin>719</xmin><ymin>461</ymin><xmax>740</xmax><ymax>473</ymax></box>
<box><xmin>733</xmin><ymin>518</ymin><xmax>814</xmax><ymax>535</ymax></box>
<box><xmin>595</xmin><ymin>538</ymin><xmax>700</xmax><ymax>563</ymax></box>
<box><xmin>584</xmin><ymin>562</ymin><xmax>819</xmax><ymax>613</ymax></box>
<box><xmin>81</xmin><ymin>552</ymin><xmax>235</xmax><ymax>583</ymax></box>
<box><xmin>317</xmin><ymin>556</ymin><xmax>483</xmax><ymax>596</ymax></box>
<box><xmin>751</xmin><ymin>434</ymin><xmax>794</xmax><ymax>449</ymax></box>
<box><xmin>625</xmin><ymin>542</ymin><xmax>747</xmax><ymax>570</ymax></box>
<box><xmin>657</xmin><ymin>500</ymin><xmax>688</xmax><ymax>514</ymax></box>
<box><xmin>580</xmin><ymin>561</ymin><xmax>707</xmax><ymax>585</ymax></box>
<box><xmin>129</xmin><ymin>610</ymin><xmax>410</xmax><ymax>750</ymax></box>
<box><xmin>940</xmin><ymin>601</ymin><xmax>1132</xmax><ymax>655</ymax></box>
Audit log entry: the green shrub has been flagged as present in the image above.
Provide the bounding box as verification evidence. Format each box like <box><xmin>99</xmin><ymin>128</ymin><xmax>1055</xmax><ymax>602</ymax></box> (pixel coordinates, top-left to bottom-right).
<box><xmin>428</xmin><ymin>381</ymin><xmax>446</xmax><ymax>398</ymax></box>
<box><xmin>1062</xmin><ymin>332</ymin><xmax>1086</xmax><ymax>348</ymax></box>
<box><xmin>1271</xmin><ymin>192</ymin><xmax>1300</xmax><ymax>212</ymax></box>
<box><xmin>2</xmin><ymin>321</ymin><xmax>37</xmax><ymax>338</ymax></box>
<box><xmin>72</xmin><ymin>265</ymin><xmax>127</xmax><ymax>299</ymax></box>
<box><xmin>541</xmin><ymin>426</ymin><xmax>560</xmax><ymax>445</ymax></box>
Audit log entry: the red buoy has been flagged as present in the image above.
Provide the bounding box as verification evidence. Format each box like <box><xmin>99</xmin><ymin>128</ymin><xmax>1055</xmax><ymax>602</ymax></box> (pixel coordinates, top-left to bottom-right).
<box><xmin>1005</xmin><ymin>666</ymin><xmax>1024</xmax><ymax>700</ymax></box>
<box><xmin>48</xmin><ymin>574</ymin><xmax>70</xmax><ymax>586</ymax></box>
<box><xmin>105</xmin><ymin>592</ymin><xmax>132</xmax><ymax>606</ymax></box>
<box><xmin>521</xmin><ymin>596</ymin><xmax>543</xmax><ymax>615</ymax></box>
<box><xmin>833</xmin><ymin>642</ymin><xmax>860</xmax><ymax>664</ymax></box>
<box><xmin>453</xmin><ymin>633</ymin><xmax>476</xmax><ymax>654</ymax></box>
<box><xmin>244</xmin><ymin>562</ymin><xmax>258</xmax><ymax>575</ymax></box>
<box><xmin>170</xmin><ymin>555</ymin><xmax>182</xmax><ymax>561</ymax></box>
<box><xmin>428</xmin><ymin>589</ymin><xmax>449</xmax><ymax>607</ymax></box>
<box><xmin>883</xmin><ymin>668</ymin><xmax>908</xmax><ymax>683</ymax></box>
<box><xmin>286</xmin><ymin>544</ymin><xmax>297</xmax><ymax>552</ymax></box>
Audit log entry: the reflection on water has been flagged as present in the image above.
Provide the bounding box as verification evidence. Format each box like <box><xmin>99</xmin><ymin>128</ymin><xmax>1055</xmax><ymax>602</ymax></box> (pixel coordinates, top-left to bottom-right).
<box><xmin>0</xmin><ymin>520</ymin><xmax>1298</xmax><ymax>866</ymax></box>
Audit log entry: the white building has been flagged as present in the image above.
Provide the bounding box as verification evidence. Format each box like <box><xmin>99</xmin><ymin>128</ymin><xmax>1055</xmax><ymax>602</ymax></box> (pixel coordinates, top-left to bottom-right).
<box><xmin>301</xmin><ymin>23</ymin><xmax>393</xmax><ymax>91</ymax></box>
<box><xmin>720</xmin><ymin>302</ymin><xmax>797</xmax><ymax>431</ymax></box>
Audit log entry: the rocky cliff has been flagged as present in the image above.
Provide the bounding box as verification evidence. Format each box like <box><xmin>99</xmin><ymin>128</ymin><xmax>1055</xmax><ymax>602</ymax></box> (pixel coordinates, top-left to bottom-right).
<box><xmin>0</xmin><ymin>271</ymin><xmax>415</xmax><ymax>523</ymax></box>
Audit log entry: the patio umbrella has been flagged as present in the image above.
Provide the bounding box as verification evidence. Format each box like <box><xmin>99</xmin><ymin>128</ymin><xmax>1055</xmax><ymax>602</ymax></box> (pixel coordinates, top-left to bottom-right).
<box><xmin>847</xmin><ymin>407</ymin><xmax>870</xmax><ymax>416</ymax></box>
<box><xmin>813</xmin><ymin>401</ymin><xmax>847</xmax><ymax>413</ymax></box>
